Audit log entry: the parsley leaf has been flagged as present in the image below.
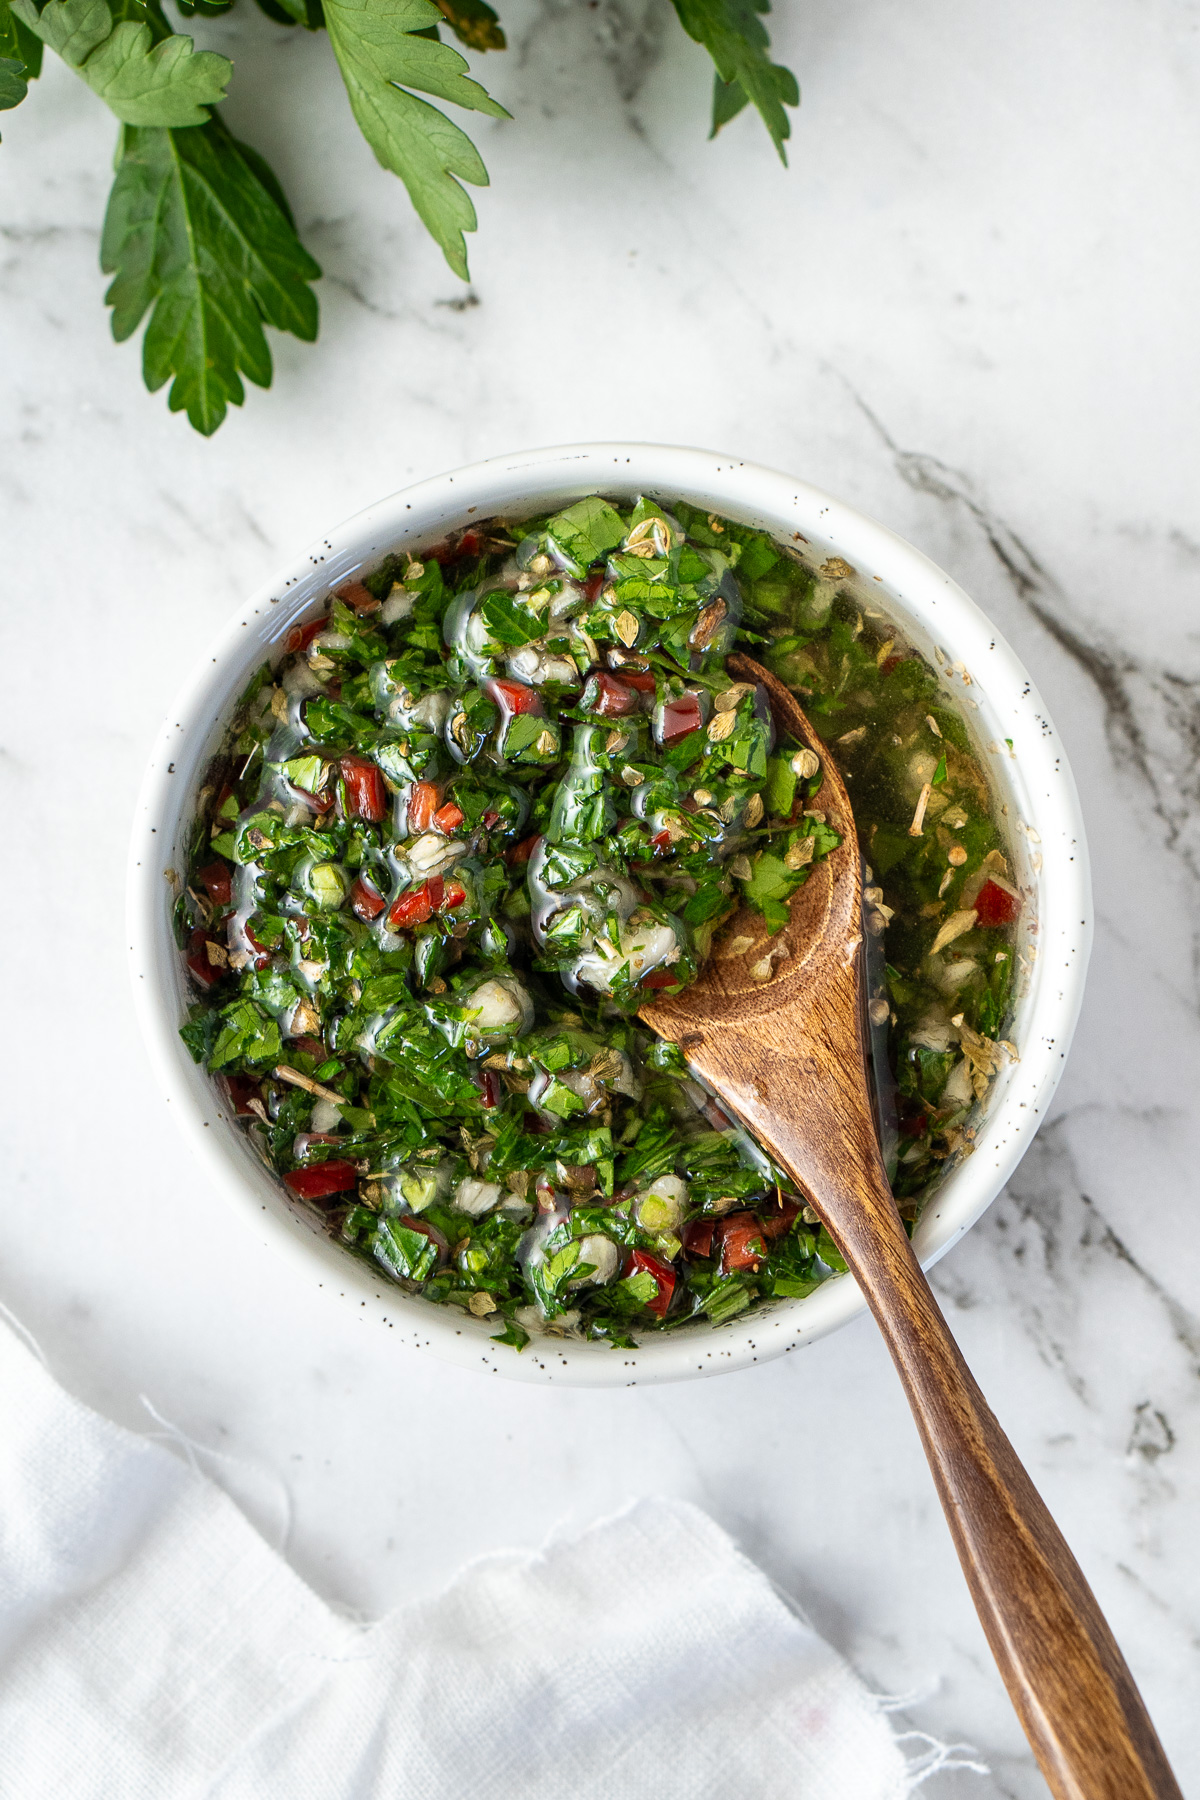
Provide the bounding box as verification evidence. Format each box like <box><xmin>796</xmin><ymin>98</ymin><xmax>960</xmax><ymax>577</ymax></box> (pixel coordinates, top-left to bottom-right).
<box><xmin>545</xmin><ymin>496</ymin><xmax>627</xmax><ymax>574</ymax></box>
<box><xmin>101</xmin><ymin>116</ymin><xmax>321</xmax><ymax>434</ymax></box>
<box><xmin>668</xmin><ymin>0</ymin><xmax>798</xmax><ymax>160</ymax></box>
<box><xmin>11</xmin><ymin>0</ymin><xmax>231</xmax><ymax>125</ymax></box>
<box><xmin>323</xmin><ymin>0</ymin><xmax>508</xmax><ymax>279</ymax></box>
<box><xmin>0</xmin><ymin>54</ymin><xmax>26</xmax><ymax>113</ymax></box>
<box><xmin>1</xmin><ymin>0</ymin><xmax>40</xmax><ymax>125</ymax></box>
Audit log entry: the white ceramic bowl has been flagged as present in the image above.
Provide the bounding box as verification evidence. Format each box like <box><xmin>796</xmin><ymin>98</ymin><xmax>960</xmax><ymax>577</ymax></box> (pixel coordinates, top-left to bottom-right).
<box><xmin>128</xmin><ymin>445</ymin><xmax>1090</xmax><ymax>1386</ymax></box>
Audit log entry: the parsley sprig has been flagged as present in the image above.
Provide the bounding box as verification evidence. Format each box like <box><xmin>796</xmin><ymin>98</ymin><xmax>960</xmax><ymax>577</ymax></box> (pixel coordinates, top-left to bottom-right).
<box><xmin>2</xmin><ymin>0</ymin><xmax>798</xmax><ymax>429</ymax></box>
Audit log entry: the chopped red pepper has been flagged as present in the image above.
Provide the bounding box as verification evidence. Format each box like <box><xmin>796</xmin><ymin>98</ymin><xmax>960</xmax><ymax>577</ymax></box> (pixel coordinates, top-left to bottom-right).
<box><xmin>975</xmin><ymin>877</ymin><xmax>1021</xmax><ymax>928</ymax></box>
<box><xmin>349</xmin><ymin>875</ymin><xmax>386</xmax><ymax>921</ymax></box>
<box><xmin>243</xmin><ymin>921</ymin><xmax>273</xmax><ymax>971</ymax></box>
<box><xmin>185</xmin><ymin>929</ymin><xmax>224</xmax><ymax>988</ymax></box>
<box><xmin>433</xmin><ymin>801</ymin><xmax>465</xmax><ymax>833</ymax></box>
<box><xmin>383</xmin><ymin>873</ymin><xmax>461</xmax><ymax>929</ymax></box>
<box><xmin>641</xmin><ymin>969</ymin><xmax>679</xmax><ymax>990</ymax></box>
<box><xmin>623</xmin><ymin>671</ymin><xmax>657</xmax><ymax>694</ymax></box>
<box><xmin>681</xmin><ymin>1219</ymin><xmax>716</xmax><ymax>1259</ymax></box>
<box><xmin>339</xmin><ymin>755</ymin><xmax>387</xmax><ymax>822</ymax></box>
<box><xmin>879</xmin><ymin>653</ymin><xmax>907</xmax><ymax>678</ymax></box>
<box><xmin>481</xmin><ymin>809</ymin><xmax>501</xmax><ymax>830</ymax></box>
<box><xmin>728</xmin><ymin>1217</ymin><xmax>774</xmax><ymax>1271</ymax></box>
<box><xmin>284</xmin><ymin>1162</ymin><xmax>358</xmax><ymax>1200</ymax></box>
<box><xmin>626</xmin><ymin>1249</ymin><xmax>676</xmax><ymax>1317</ymax></box>
<box><xmin>197</xmin><ymin>860</ymin><xmax>232</xmax><ymax>907</ymax></box>
<box><xmin>224</xmin><ymin>1074</ymin><xmax>261</xmax><ymax>1117</ymax></box>
<box><xmin>659</xmin><ymin>692</ymin><xmax>703</xmax><ymax>743</ymax></box>
<box><xmin>289</xmin><ymin>1036</ymin><xmax>327</xmax><ymax>1061</ymax></box>
<box><xmin>387</xmin><ymin>883</ymin><xmax>436</xmax><ymax>930</ymax></box>
<box><xmin>583</xmin><ymin>570</ymin><xmax>606</xmax><ymax>603</ymax></box>
<box><xmin>489</xmin><ymin>677</ymin><xmax>541</xmax><ymax>715</ymax></box>
<box><xmin>651</xmin><ymin>829</ymin><xmax>673</xmax><ymax>853</ymax></box>
<box><xmin>759</xmin><ymin>1198</ymin><xmax>801</xmax><ymax>1241</ymax></box>
<box><xmin>898</xmin><ymin>1102</ymin><xmax>928</xmax><ymax>1138</ymax></box>
<box><xmin>336</xmin><ymin>579</ymin><xmax>380</xmax><ymax>615</ymax></box>
<box><xmin>408</xmin><ymin>781</ymin><xmax>439</xmax><ymax>831</ymax></box>
<box><xmin>504</xmin><ymin>833</ymin><xmax>541</xmax><ymax>866</ymax></box>
<box><xmin>481</xmin><ymin>1070</ymin><xmax>502</xmax><ymax>1108</ymax></box>
<box><xmin>284</xmin><ymin>616</ymin><xmax>327</xmax><ymax>655</ymax></box>
<box><xmin>720</xmin><ymin>1213</ymin><xmax>769</xmax><ymax>1273</ymax></box>
<box><xmin>583</xmin><ymin>672</ymin><xmax>639</xmax><ymax>717</ymax></box>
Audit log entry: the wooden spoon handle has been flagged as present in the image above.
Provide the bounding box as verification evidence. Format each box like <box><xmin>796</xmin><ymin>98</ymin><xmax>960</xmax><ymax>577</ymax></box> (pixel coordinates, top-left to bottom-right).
<box><xmin>826</xmin><ymin>1167</ymin><xmax>1182</xmax><ymax>1800</ymax></box>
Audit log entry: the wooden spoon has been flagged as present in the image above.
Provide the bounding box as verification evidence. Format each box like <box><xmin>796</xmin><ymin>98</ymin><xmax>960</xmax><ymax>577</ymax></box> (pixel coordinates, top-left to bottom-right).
<box><xmin>640</xmin><ymin>654</ymin><xmax>1182</xmax><ymax>1800</ymax></box>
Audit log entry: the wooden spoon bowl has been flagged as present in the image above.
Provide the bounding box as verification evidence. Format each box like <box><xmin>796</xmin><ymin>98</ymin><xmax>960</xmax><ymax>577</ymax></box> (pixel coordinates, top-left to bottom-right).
<box><xmin>641</xmin><ymin>654</ymin><xmax>1181</xmax><ymax>1800</ymax></box>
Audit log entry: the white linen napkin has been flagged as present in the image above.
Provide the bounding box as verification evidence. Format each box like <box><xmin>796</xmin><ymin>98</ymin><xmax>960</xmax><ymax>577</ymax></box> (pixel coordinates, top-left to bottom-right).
<box><xmin>0</xmin><ymin>1315</ymin><xmax>977</xmax><ymax>1798</ymax></box>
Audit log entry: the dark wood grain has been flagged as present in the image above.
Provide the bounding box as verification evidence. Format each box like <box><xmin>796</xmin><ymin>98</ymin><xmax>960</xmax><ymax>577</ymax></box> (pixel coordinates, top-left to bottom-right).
<box><xmin>641</xmin><ymin>655</ymin><xmax>1182</xmax><ymax>1800</ymax></box>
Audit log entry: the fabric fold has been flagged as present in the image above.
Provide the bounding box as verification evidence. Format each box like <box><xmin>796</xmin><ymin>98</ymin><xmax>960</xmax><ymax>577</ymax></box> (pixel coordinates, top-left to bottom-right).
<box><xmin>0</xmin><ymin>1319</ymin><xmax>961</xmax><ymax>1798</ymax></box>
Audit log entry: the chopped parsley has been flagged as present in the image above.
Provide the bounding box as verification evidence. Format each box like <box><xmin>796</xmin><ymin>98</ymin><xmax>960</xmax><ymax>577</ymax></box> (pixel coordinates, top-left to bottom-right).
<box><xmin>177</xmin><ymin>498</ymin><xmax>1022</xmax><ymax>1348</ymax></box>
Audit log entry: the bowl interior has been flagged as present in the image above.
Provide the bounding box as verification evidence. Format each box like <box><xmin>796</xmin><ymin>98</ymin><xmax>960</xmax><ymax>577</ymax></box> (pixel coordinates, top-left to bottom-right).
<box><xmin>128</xmin><ymin>445</ymin><xmax>1089</xmax><ymax>1386</ymax></box>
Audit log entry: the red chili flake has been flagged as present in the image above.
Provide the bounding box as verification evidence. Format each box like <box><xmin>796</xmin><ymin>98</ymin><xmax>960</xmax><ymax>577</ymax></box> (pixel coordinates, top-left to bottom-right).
<box><xmin>426</xmin><ymin>874</ymin><xmax>445</xmax><ymax>911</ymax></box>
<box><xmin>284</xmin><ymin>1162</ymin><xmax>358</xmax><ymax>1200</ymax></box>
<box><xmin>583</xmin><ymin>672</ymin><xmax>639</xmax><ymax>717</ymax></box>
<box><xmin>489</xmin><ymin>677</ymin><xmax>542</xmax><ymax>715</ymax></box>
<box><xmin>641</xmin><ymin>969</ymin><xmax>679</xmax><ymax>990</ymax></box>
<box><xmin>433</xmin><ymin>801</ymin><xmax>465</xmax><ymax>834</ymax></box>
<box><xmin>290</xmin><ymin>1036</ymin><xmax>327</xmax><ymax>1061</ymax></box>
<box><xmin>759</xmin><ymin>1198</ymin><xmax>801</xmax><ymax>1241</ymax></box>
<box><xmin>197</xmin><ymin>861</ymin><xmax>232</xmax><ymax>907</ymax></box>
<box><xmin>349</xmin><ymin>875</ymin><xmax>386</xmax><ymax>922</ymax></box>
<box><xmin>623</xmin><ymin>672</ymin><xmax>657</xmax><ymax>694</ymax></box>
<box><xmin>339</xmin><ymin>755</ymin><xmax>387</xmax><ymax>822</ymax></box>
<box><xmin>481</xmin><ymin>1070</ymin><xmax>502</xmax><ymax>1108</ymax></box>
<box><xmin>457</xmin><ymin>528</ymin><xmax>483</xmax><ymax>558</ymax></box>
<box><xmin>583</xmin><ymin>570</ymin><xmax>606</xmax><ymax>603</ymax></box>
<box><xmin>408</xmin><ymin>781</ymin><xmax>439</xmax><ymax>831</ymax></box>
<box><xmin>185</xmin><ymin>929</ymin><xmax>224</xmax><ymax>988</ymax></box>
<box><xmin>284</xmin><ymin>616</ymin><xmax>326</xmax><ymax>655</ymax></box>
<box><xmin>975</xmin><ymin>877</ymin><xmax>1021</xmax><ymax>928</ymax></box>
<box><xmin>719</xmin><ymin>1213</ymin><xmax>768</xmax><ymax>1273</ymax></box>
<box><xmin>651</xmin><ymin>829</ymin><xmax>673</xmax><ymax>853</ymax></box>
<box><xmin>899</xmin><ymin>1106</ymin><xmax>928</xmax><ymax>1139</ymax></box>
<box><xmin>481</xmin><ymin>809</ymin><xmax>501</xmax><ymax>830</ymax></box>
<box><xmin>504</xmin><ymin>834</ymin><xmax>542</xmax><ymax>866</ymax></box>
<box><xmin>224</xmin><ymin>1074</ymin><xmax>261</xmax><ymax>1117</ymax></box>
<box><xmin>336</xmin><ymin>580</ymin><xmax>380</xmax><ymax>616</ymax></box>
<box><xmin>659</xmin><ymin>692</ymin><xmax>703</xmax><ymax>743</ymax></box>
<box><xmin>625</xmin><ymin>1249</ymin><xmax>676</xmax><ymax>1318</ymax></box>
<box><xmin>681</xmin><ymin>1219</ymin><xmax>716</xmax><ymax>1259</ymax></box>
<box><xmin>443</xmin><ymin>880</ymin><xmax>467</xmax><ymax>910</ymax></box>
<box><xmin>243</xmin><ymin>921</ymin><xmax>273</xmax><ymax>970</ymax></box>
<box><xmin>879</xmin><ymin>654</ymin><xmax>906</xmax><ymax>678</ymax></box>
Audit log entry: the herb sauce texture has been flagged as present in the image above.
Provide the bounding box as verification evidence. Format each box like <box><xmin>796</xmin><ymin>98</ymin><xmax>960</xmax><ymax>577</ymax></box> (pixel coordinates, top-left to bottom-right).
<box><xmin>177</xmin><ymin>497</ymin><xmax>1023</xmax><ymax>1349</ymax></box>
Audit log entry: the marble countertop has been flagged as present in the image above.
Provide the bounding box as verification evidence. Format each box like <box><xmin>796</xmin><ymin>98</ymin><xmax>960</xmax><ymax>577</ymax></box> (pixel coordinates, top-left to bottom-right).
<box><xmin>4</xmin><ymin>0</ymin><xmax>1199</xmax><ymax>1792</ymax></box>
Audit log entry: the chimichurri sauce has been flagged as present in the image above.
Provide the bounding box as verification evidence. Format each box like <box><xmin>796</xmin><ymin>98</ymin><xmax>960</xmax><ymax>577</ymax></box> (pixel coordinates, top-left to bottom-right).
<box><xmin>177</xmin><ymin>497</ymin><xmax>1022</xmax><ymax>1349</ymax></box>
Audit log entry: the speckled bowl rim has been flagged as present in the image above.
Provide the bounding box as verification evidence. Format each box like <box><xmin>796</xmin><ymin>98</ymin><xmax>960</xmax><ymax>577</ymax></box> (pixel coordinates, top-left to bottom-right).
<box><xmin>127</xmin><ymin>444</ymin><xmax>1091</xmax><ymax>1386</ymax></box>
